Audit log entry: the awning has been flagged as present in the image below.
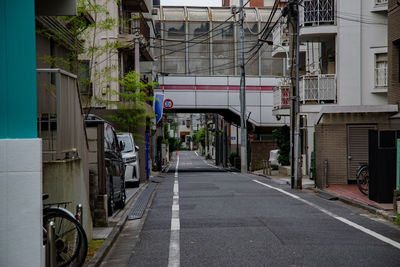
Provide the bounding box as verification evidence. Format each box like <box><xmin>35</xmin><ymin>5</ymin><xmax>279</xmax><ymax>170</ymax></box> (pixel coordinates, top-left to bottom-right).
<box><xmin>316</xmin><ymin>105</ymin><xmax>398</xmax><ymax>124</ymax></box>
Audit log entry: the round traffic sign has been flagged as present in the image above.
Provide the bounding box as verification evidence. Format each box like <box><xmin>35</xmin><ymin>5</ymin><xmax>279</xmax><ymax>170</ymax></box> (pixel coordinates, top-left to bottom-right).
<box><xmin>164</xmin><ymin>99</ymin><xmax>174</xmax><ymax>109</ymax></box>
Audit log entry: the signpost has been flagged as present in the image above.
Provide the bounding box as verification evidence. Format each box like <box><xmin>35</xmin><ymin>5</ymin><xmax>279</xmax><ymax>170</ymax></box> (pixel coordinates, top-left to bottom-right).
<box><xmin>164</xmin><ymin>99</ymin><xmax>174</xmax><ymax>109</ymax></box>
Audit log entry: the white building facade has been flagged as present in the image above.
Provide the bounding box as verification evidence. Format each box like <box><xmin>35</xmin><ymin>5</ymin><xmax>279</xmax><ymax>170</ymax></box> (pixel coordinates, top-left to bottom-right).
<box><xmin>273</xmin><ymin>0</ymin><xmax>396</xmax><ymax>183</ymax></box>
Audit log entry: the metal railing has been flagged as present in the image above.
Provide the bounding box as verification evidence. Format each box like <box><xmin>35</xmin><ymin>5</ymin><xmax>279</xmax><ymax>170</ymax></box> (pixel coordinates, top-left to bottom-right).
<box><xmin>301</xmin><ymin>0</ymin><xmax>336</xmax><ymax>26</ymax></box>
<box><xmin>273</xmin><ymin>86</ymin><xmax>290</xmax><ymax>110</ymax></box>
<box><xmin>375</xmin><ymin>67</ymin><xmax>388</xmax><ymax>87</ymax></box>
<box><xmin>375</xmin><ymin>0</ymin><xmax>388</xmax><ymax>5</ymax></box>
<box><xmin>299</xmin><ymin>74</ymin><xmax>336</xmax><ymax>104</ymax></box>
<box><xmin>37</xmin><ymin>69</ymin><xmax>87</xmax><ymax>161</ymax></box>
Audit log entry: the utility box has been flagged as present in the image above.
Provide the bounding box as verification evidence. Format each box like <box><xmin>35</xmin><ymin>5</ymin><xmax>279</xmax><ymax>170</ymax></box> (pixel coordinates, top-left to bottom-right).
<box><xmin>368</xmin><ymin>130</ymin><xmax>397</xmax><ymax>203</ymax></box>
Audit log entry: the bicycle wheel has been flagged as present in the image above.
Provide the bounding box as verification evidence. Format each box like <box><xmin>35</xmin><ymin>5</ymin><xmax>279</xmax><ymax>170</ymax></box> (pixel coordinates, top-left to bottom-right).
<box><xmin>43</xmin><ymin>209</ymin><xmax>87</xmax><ymax>266</ymax></box>
<box><xmin>356</xmin><ymin>166</ymin><xmax>369</xmax><ymax>196</ymax></box>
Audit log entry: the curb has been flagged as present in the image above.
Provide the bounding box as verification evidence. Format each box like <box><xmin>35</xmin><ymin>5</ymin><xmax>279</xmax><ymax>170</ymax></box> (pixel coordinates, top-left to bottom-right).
<box><xmin>252</xmin><ymin>172</ymin><xmax>396</xmax><ymax>223</ymax></box>
<box><xmin>310</xmin><ymin>187</ymin><xmax>396</xmax><ymax>223</ymax></box>
<box><xmin>85</xmin><ymin>183</ymin><xmax>148</xmax><ymax>267</ymax></box>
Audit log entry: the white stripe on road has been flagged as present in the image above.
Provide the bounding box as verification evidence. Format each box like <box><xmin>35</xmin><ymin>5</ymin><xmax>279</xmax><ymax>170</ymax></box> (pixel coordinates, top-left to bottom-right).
<box><xmin>252</xmin><ymin>179</ymin><xmax>400</xmax><ymax>250</ymax></box>
<box><xmin>168</xmin><ymin>156</ymin><xmax>180</xmax><ymax>267</ymax></box>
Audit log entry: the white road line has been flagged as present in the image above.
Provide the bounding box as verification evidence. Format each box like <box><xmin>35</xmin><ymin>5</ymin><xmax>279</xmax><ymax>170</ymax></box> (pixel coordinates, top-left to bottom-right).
<box><xmin>252</xmin><ymin>179</ymin><xmax>400</xmax><ymax>250</ymax></box>
<box><xmin>168</xmin><ymin>156</ymin><xmax>180</xmax><ymax>267</ymax></box>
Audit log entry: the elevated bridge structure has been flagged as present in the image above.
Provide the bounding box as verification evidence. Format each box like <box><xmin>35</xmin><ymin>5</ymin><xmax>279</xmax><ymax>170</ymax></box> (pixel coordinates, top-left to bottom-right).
<box><xmin>155</xmin><ymin>75</ymin><xmax>289</xmax><ymax>127</ymax></box>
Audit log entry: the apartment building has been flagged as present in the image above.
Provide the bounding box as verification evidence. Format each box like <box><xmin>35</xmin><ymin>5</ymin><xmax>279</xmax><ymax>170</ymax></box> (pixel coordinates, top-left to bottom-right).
<box><xmin>273</xmin><ymin>0</ymin><xmax>396</xmax><ymax>186</ymax></box>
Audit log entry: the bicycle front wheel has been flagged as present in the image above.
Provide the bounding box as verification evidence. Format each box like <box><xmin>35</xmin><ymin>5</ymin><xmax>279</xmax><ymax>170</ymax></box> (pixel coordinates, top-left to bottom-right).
<box><xmin>43</xmin><ymin>210</ymin><xmax>85</xmax><ymax>266</ymax></box>
<box><xmin>356</xmin><ymin>166</ymin><xmax>369</xmax><ymax>196</ymax></box>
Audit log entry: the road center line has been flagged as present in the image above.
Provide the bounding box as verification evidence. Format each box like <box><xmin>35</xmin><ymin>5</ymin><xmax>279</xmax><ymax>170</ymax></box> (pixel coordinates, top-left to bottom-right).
<box><xmin>169</xmin><ymin>156</ymin><xmax>180</xmax><ymax>267</ymax></box>
<box><xmin>252</xmin><ymin>179</ymin><xmax>400</xmax><ymax>250</ymax></box>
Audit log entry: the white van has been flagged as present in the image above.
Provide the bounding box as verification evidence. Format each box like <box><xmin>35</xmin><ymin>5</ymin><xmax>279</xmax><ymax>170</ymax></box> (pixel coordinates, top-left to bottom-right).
<box><xmin>117</xmin><ymin>133</ymin><xmax>140</xmax><ymax>187</ymax></box>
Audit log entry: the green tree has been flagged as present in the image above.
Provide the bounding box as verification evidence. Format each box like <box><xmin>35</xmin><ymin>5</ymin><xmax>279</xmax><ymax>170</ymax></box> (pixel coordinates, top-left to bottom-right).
<box><xmin>102</xmin><ymin>71</ymin><xmax>156</xmax><ymax>140</ymax></box>
<box><xmin>272</xmin><ymin>125</ymin><xmax>290</xmax><ymax>166</ymax></box>
<box><xmin>196</xmin><ymin>127</ymin><xmax>206</xmax><ymax>149</ymax></box>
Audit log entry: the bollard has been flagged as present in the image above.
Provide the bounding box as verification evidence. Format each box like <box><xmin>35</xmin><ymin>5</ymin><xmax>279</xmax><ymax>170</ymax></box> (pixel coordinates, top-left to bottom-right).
<box><xmin>267</xmin><ymin>161</ymin><xmax>272</xmax><ymax>176</ymax></box>
<box><xmin>76</xmin><ymin>204</ymin><xmax>83</xmax><ymax>225</ymax></box>
<box><xmin>46</xmin><ymin>221</ymin><xmax>57</xmax><ymax>267</ymax></box>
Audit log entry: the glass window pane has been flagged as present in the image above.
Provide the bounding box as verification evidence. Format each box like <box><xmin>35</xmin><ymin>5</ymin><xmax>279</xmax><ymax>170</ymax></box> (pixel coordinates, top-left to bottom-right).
<box><xmin>244</xmin><ymin>8</ymin><xmax>258</xmax><ymax>22</ymax></box>
<box><xmin>165</xmin><ymin>22</ymin><xmax>185</xmax><ymax>39</ymax></box>
<box><xmin>261</xmin><ymin>45</ymin><xmax>284</xmax><ymax>76</ymax></box>
<box><xmin>213</xmin><ymin>23</ymin><xmax>234</xmax><ymax>40</ymax></box>
<box><xmin>187</xmin><ymin>8</ymin><xmax>209</xmax><ymax>21</ymax></box>
<box><xmin>213</xmin><ymin>23</ymin><xmax>234</xmax><ymax>75</ymax></box>
<box><xmin>188</xmin><ymin>22</ymin><xmax>210</xmax><ymax>74</ymax></box>
<box><xmin>163</xmin><ymin>7</ymin><xmax>185</xmax><ymax>21</ymax></box>
<box><xmin>165</xmin><ymin>58</ymin><xmax>186</xmax><ymax>74</ymax></box>
<box><xmin>211</xmin><ymin>8</ymin><xmax>234</xmax><ymax>22</ymax></box>
<box><xmin>189</xmin><ymin>22</ymin><xmax>209</xmax><ymax>37</ymax></box>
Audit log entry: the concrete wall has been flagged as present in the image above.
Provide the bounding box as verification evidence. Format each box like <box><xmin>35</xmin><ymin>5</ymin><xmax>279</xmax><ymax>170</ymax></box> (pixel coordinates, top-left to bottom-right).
<box><xmin>0</xmin><ymin>140</ymin><xmax>42</xmax><ymax>267</ymax></box>
<box><xmin>335</xmin><ymin>0</ymin><xmax>387</xmax><ymax>106</ymax></box>
<box><xmin>43</xmin><ymin>159</ymin><xmax>93</xmax><ymax>240</ymax></box>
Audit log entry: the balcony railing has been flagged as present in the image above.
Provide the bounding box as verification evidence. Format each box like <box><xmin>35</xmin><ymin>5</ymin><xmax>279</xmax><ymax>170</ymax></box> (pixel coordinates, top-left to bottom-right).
<box><xmin>301</xmin><ymin>0</ymin><xmax>336</xmax><ymax>26</ymax></box>
<box><xmin>375</xmin><ymin>67</ymin><xmax>387</xmax><ymax>87</ymax></box>
<box><xmin>273</xmin><ymin>86</ymin><xmax>290</xmax><ymax>110</ymax></box>
<box><xmin>132</xmin><ymin>15</ymin><xmax>150</xmax><ymax>39</ymax></box>
<box><xmin>375</xmin><ymin>0</ymin><xmax>388</xmax><ymax>5</ymax></box>
<box><xmin>299</xmin><ymin>74</ymin><xmax>336</xmax><ymax>104</ymax></box>
<box><xmin>37</xmin><ymin>69</ymin><xmax>87</xmax><ymax>161</ymax></box>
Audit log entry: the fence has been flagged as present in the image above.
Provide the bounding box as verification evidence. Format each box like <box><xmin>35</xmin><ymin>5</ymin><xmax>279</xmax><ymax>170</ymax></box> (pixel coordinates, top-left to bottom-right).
<box><xmin>299</xmin><ymin>74</ymin><xmax>336</xmax><ymax>104</ymax></box>
<box><xmin>37</xmin><ymin>69</ymin><xmax>87</xmax><ymax>161</ymax></box>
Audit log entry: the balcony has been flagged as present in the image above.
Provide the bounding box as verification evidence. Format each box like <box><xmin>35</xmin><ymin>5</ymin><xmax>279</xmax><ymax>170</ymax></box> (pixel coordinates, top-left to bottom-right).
<box><xmin>273</xmin><ymin>86</ymin><xmax>290</xmax><ymax>110</ymax></box>
<box><xmin>119</xmin><ymin>15</ymin><xmax>153</xmax><ymax>61</ymax></box>
<box><xmin>371</xmin><ymin>0</ymin><xmax>388</xmax><ymax>12</ymax></box>
<box><xmin>37</xmin><ymin>69</ymin><xmax>86</xmax><ymax>161</ymax></box>
<box><xmin>299</xmin><ymin>0</ymin><xmax>337</xmax><ymax>41</ymax></box>
<box><xmin>299</xmin><ymin>74</ymin><xmax>336</xmax><ymax>104</ymax></box>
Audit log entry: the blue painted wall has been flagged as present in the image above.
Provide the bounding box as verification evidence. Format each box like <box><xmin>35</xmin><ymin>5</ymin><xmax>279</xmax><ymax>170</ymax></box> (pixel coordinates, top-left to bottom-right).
<box><xmin>0</xmin><ymin>0</ymin><xmax>37</xmax><ymax>138</ymax></box>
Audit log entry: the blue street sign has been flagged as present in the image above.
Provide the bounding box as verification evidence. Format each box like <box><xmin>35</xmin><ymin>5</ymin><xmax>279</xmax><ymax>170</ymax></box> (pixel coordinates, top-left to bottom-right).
<box><xmin>154</xmin><ymin>93</ymin><xmax>165</xmax><ymax>124</ymax></box>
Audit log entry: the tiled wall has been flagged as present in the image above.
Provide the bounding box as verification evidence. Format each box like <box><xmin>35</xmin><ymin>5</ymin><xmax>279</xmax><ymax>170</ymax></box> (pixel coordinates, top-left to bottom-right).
<box><xmin>0</xmin><ymin>139</ymin><xmax>42</xmax><ymax>266</ymax></box>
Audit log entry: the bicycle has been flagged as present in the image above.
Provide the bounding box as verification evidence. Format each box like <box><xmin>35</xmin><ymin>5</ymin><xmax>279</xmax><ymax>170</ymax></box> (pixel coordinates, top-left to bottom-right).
<box><xmin>43</xmin><ymin>194</ymin><xmax>88</xmax><ymax>266</ymax></box>
<box><xmin>356</xmin><ymin>163</ymin><xmax>369</xmax><ymax>196</ymax></box>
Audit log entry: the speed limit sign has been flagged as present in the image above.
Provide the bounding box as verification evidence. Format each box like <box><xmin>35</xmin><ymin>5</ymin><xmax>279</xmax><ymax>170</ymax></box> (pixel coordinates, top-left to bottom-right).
<box><xmin>164</xmin><ymin>99</ymin><xmax>174</xmax><ymax>109</ymax></box>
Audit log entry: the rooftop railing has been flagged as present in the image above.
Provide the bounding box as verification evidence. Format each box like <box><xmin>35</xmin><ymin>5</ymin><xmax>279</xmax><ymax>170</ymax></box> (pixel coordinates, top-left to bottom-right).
<box><xmin>301</xmin><ymin>0</ymin><xmax>336</xmax><ymax>27</ymax></box>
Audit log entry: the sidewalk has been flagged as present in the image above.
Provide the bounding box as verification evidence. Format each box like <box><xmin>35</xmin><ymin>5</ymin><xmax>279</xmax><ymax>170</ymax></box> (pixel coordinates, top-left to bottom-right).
<box><xmin>86</xmin><ymin>167</ymin><xmax>163</xmax><ymax>265</ymax></box>
<box><xmin>252</xmin><ymin>169</ymin><xmax>396</xmax><ymax>222</ymax></box>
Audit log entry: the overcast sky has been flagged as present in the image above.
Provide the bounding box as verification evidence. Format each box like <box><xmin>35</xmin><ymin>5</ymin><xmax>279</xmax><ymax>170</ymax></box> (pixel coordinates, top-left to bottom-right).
<box><xmin>160</xmin><ymin>0</ymin><xmax>222</xmax><ymax>7</ymax></box>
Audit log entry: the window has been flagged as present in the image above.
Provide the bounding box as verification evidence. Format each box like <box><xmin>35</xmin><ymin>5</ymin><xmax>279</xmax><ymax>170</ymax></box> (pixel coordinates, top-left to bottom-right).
<box><xmin>188</xmin><ymin>22</ymin><xmax>210</xmax><ymax>75</ymax></box>
<box><xmin>164</xmin><ymin>22</ymin><xmax>186</xmax><ymax>74</ymax></box>
<box><xmin>213</xmin><ymin>23</ymin><xmax>234</xmax><ymax>75</ymax></box>
<box><xmin>239</xmin><ymin>23</ymin><xmax>259</xmax><ymax>76</ymax></box>
<box><xmin>375</xmin><ymin>53</ymin><xmax>387</xmax><ymax>87</ymax></box>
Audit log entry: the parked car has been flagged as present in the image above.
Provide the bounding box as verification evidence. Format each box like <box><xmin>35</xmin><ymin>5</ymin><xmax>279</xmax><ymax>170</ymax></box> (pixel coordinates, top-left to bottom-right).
<box><xmin>86</xmin><ymin>114</ymin><xmax>126</xmax><ymax>216</ymax></box>
<box><xmin>117</xmin><ymin>133</ymin><xmax>140</xmax><ymax>187</ymax></box>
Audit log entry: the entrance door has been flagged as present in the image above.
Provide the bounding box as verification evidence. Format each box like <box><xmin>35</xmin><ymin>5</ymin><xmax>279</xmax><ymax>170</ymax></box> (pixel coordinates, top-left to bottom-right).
<box><xmin>347</xmin><ymin>125</ymin><xmax>376</xmax><ymax>181</ymax></box>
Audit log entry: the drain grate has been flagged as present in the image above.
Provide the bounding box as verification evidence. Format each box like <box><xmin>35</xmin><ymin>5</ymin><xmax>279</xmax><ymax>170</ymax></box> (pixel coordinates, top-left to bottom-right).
<box><xmin>316</xmin><ymin>191</ymin><xmax>339</xmax><ymax>201</ymax></box>
<box><xmin>128</xmin><ymin>182</ymin><xmax>157</xmax><ymax>220</ymax></box>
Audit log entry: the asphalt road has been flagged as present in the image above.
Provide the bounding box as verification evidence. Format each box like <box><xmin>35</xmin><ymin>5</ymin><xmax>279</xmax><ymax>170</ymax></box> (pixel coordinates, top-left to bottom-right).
<box><xmin>102</xmin><ymin>151</ymin><xmax>400</xmax><ymax>267</ymax></box>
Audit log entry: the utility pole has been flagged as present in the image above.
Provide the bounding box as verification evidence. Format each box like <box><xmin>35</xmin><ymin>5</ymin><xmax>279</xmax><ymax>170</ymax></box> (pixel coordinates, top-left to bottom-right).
<box><xmin>134</xmin><ymin>34</ymin><xmax>140</xmax><ymax>73</ymax></box>
<box><xmin>239</xmin><ymin>0</ymin><xmax>248</xmax><ymax>173</ymax></box>
<box><xmin>286</xmin><ymin>0</ymin><xmax>302</xmax><ymax>189</ymax></box>
<box><xmin>294</xmin><ymin>0</ymin><xmax>302</xmax><ymax>189</ymax></box>
<box><xmin>205</xmin><ymin>114</ymin><xmax>209</xmax><ymax>158</ymax></box>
